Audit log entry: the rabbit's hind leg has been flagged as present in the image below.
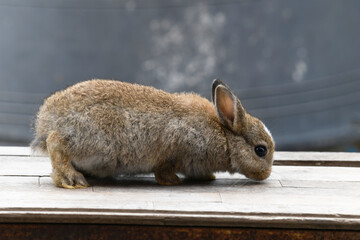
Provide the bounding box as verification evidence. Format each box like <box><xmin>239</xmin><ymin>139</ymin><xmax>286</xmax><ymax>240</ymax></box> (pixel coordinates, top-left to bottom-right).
<box><xmin>46</xmin><ymin>131</ymin><xmax>89</xmax><ymax>189</ymax></box>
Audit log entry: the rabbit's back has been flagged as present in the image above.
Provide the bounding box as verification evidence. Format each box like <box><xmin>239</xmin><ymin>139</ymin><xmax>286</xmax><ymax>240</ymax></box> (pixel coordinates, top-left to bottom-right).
<box><xmin>33</xmin><ymin>80</ymin><xmax>220</xmax><ymax>177</ymax></box>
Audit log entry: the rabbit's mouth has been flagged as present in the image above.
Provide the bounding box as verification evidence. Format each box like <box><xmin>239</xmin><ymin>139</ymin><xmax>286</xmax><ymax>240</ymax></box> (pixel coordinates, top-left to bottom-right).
<box><xmin>244</xmin><ymin>168</ymin><xmax>272</xmax><ymax>181</ymax></box>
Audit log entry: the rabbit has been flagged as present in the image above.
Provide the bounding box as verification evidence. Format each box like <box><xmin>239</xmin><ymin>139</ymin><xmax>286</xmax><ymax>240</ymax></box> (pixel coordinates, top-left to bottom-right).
<box><xmin>31</xmin><ymin>79</ymin><xmax>275</xmax><ymax>189</ymax></box>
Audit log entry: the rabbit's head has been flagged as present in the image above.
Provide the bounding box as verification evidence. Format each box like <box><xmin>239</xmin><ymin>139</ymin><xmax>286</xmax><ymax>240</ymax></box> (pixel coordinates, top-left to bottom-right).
<box><xmin>212</xmin><ymin>79</ymin><xmax>275</xmax><ymax>181</ymax></box>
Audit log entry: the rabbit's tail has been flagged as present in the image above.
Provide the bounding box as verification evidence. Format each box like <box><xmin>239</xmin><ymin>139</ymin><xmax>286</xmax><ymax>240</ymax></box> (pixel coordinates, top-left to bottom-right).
<box><xmin>30</xmin><ymin>135</ymin><xmax>48</xmax><ymax>155</ymax></box>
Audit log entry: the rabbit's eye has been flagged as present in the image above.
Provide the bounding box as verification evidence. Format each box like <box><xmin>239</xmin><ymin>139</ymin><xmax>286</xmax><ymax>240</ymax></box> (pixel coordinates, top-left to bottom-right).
<box><xmin>255</xmin><ymin>145</ymin><xmax>267</xmax><ymax>157</ymax></box>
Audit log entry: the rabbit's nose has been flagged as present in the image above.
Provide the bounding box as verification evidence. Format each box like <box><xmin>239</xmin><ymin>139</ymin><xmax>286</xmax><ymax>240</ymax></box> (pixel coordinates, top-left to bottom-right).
<box><xmin>246</xmin><ymin>168</ymin><xmax>272</xmax><ymax>181</ymax></box>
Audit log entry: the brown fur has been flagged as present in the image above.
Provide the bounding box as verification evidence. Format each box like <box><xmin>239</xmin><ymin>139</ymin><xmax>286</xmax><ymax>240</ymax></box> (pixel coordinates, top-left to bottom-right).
<box><xmin>31</xmin><ymin>79</ymin><xmax>274</xmax><ymax>188</ymax></box>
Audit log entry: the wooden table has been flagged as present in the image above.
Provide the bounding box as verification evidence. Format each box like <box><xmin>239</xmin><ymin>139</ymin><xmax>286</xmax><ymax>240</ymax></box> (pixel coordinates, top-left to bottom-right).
<box><xmin>0</xmin><ymin>147</ymin><xmax>359</xmax><ymax>239</ymax></box>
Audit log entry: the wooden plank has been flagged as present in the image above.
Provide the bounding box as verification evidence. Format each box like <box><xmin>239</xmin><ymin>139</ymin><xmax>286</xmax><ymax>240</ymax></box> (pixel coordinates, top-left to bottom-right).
<box><xmin>274</xmin><ymin>151</ymin><xmax>360</xmax><ymax>167</ymax></box>
<box><xmin>0</xmin><ymin>156</ymin><xmax>51</xmax><ymax>176</ymax></box>
<box><xmin>1</xmin><ymin>224</ymin><xmax>360</xmax><ymax>240</ymax></box>
<box><xmin>0</xmin><ymin>176</ymin><xmax>39</xmax><ymax>191</ymax></box>
<box><xmin>0</xmin><ymin>147</ymin><xmax>31</xmax><ymax>156</ymax></box>
<box><xmin>0</xmin><ymin>152</ymin><xmax>360</xmax><ymax>231</ymax></box>
<box><xmin>280</xmin><ymin>180</ymin><xmax>360</xmax><ymax>189</ymax></box>
<box><xmin>1</xmin><ymin>204</ymin><xmax>360</xmax><ymax>230</ymax></box>
<box><xmin>2</xmin><ymin>154</ymin><xmax>359</xmax><ymax>182</ymax></box>
<box><xmin>0</xmin><ymin>168</ymin><xmax>359</xmax><ymax>230</ymax></box>
<box><xmin>272</xmin><ymin>166</ymin><xmax>360</xmax><ymax>182</ymax></box>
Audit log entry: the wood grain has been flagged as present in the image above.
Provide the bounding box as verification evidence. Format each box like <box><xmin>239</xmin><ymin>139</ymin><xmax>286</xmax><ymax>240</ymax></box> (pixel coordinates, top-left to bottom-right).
<box><xmin>274</xmin><ymin>151</ymin><xmax>360</xmax><ymax>167</ymax></box>
<box><xmin>1</xmin><ymin>224</ymin><xmax>360</xmax><ymax>240</ymax></box>
<box><xmin>0</xmin><ymin>147</ymin><xmax>31</xmax><ymax>156</ymax></box>
<box><xmin>0</xmin><ymin>149</ymin><xmax>359</xmax><ymax>233</ymax></box>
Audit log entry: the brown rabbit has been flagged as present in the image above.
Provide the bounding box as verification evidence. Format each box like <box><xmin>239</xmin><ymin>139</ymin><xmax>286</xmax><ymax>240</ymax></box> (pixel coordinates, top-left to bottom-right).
<box><xmin>31</xmin><ymin>79</ymin><xmax>274</xmax><ymax>188</ymax></box>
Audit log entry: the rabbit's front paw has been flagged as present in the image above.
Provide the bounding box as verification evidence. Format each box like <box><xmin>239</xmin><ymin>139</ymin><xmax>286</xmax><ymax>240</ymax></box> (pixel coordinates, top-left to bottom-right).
<box><xmin>155</xmin><ymin>172</ymin><xmax>182</xmax><ymax>186</ymax></box>
<box><xmin>154</xmin><ymin>161</ymin><xmax>182</xmax><ymax>186</ymax></box>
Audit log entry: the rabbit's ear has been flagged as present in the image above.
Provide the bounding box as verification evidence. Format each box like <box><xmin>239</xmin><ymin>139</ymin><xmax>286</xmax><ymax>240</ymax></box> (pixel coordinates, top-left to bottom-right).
<box><xmin>212</xmin><ymin>79</ymin><xmax>225</xmax><ymax>103</ymax></box>
<box><xmin>211</xmin><ymin>79</ymin><xmax>233</xmax><ymax>104</ymax></box>
<box><xmin>214</xmin><ymin>83</ymin><xmax>246</xmax><ymax>130</ymax></box>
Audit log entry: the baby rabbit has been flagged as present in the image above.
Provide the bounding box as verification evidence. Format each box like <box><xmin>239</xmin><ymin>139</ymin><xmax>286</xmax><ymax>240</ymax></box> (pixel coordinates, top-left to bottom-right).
<box><xmin>31</xmin><ymin>79</ymin><xmax>274</xmax><ymax>188</ymax></box>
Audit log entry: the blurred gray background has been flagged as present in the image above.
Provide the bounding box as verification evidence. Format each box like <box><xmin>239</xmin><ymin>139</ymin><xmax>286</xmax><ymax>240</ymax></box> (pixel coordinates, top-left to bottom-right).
<box><xmin>0</xmin><ymin>0</ymin><xmax>359</xmax><ymax>151</ymax></box>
